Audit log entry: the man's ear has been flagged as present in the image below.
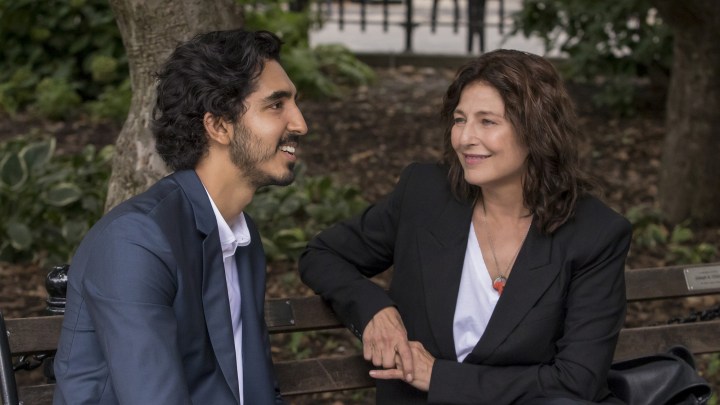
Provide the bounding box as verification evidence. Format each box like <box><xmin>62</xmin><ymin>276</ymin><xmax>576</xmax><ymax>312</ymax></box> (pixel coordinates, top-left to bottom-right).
<box><xmin>203</xmin><ymin>112</ymin><xmax>233</xmax><ymax>145</ymax></box>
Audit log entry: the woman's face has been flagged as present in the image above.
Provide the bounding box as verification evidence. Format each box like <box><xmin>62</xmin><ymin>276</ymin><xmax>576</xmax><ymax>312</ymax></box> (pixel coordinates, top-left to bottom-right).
<box><xmin>451</xmin><ymin>81</ymin><xmax>528</xmax><ymax>190</ymax></box>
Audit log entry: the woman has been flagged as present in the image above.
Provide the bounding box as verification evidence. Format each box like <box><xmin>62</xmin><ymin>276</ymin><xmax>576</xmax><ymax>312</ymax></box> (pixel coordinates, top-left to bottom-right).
<box><xmin>299</xmin><ymin>49</ymin><xmax>631</xmax><ymax>404</ymax></box>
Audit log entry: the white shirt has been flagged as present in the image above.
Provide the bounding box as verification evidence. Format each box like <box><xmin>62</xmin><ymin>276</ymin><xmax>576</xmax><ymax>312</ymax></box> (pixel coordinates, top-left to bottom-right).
<box><xmin>205</xmin><ymin>190</ymin><xmax>251</xmax><ymax>403</ymax></box>
<box><xmin>453</xmin><ymin>221</ymin><xmax>500</xmax><ymax>362</ymax></box>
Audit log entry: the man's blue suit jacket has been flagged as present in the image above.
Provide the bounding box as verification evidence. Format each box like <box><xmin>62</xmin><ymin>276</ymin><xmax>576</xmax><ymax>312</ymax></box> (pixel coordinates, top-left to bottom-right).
<box><xmin>53</xmin><ymin>170</ymin><xmax>283</xmax><ymax>404</ymax></box>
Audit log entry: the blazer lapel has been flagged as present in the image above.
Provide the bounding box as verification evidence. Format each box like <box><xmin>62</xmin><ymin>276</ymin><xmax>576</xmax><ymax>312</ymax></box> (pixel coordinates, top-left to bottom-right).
<box><xmin>237</xmin><ymin>241</ymin><xmax>275</xmax><ymax>404</ymax></box>
<box><xmin>465</xmin><ymin>218</ymin><xmax>556</xmax><ymax>363</ymax></box>
<box><xmin>418</xmin><ymin>197</ymin><xmax>473</xmax><ymax>360</ymax></box>
<box><xmin>201</xmin><ymin>235</ymin><xmax>241</xmax><ymax>402</ymax></box>
<box><xmin>175</xmin><ymin>170</ymin><xmax>241</xmax><ymax>403</ymax></box>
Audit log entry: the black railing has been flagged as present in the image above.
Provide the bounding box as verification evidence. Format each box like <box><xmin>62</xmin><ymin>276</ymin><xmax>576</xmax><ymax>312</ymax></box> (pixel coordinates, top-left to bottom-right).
<box><xmin>315</xmin><ymin>0</ymin><xmax>506</xmax><ymax>53</ymax></box>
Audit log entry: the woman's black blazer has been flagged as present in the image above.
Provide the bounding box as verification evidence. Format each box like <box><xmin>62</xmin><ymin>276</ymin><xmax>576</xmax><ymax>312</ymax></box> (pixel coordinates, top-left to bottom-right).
<box><xmin>299</xmin><ymin>163</ymin><xmax>632</xmax><ymax>404</ymax></box>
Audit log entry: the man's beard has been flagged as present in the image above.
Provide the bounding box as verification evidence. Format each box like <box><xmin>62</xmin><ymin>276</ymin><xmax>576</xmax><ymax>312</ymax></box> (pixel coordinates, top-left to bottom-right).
<box><xmin>229</xmin><ymin>123</ymin><xmax>297</xmax><ymax>188</ymax></box>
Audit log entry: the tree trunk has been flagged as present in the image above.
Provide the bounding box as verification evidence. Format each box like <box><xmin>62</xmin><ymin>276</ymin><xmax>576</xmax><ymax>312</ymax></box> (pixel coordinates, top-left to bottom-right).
<box><xmin>105</xmin><ymin>0</ymin><xmax>244</xmax><ymax>211</ymax></box>
<box><xmin>653</xmin><ymin>0</ymin><xmax>720</xmax><ymax>225</ymax></box>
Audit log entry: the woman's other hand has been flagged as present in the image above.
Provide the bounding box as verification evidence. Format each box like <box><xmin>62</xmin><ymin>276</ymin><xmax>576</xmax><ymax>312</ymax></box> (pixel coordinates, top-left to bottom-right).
<box><xmin>369</xmin><ymin>341</ymin><xmax>435</xmax><ymax>391</ymax></box>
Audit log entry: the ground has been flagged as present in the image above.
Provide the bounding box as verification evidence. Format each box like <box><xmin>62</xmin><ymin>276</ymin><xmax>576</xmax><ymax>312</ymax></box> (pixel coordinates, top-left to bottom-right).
<box><xmin>1</xmin><ymin>66</ymin><xmax>718</xmax><ymax>403</ymax></box>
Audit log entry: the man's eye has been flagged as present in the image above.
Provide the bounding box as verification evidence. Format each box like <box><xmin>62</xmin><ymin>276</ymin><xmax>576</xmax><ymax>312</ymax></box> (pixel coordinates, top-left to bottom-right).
<box><xmin>270</xmin><ymin>102</ymin><xmax>283</xmax><ymax>109</ymax></box>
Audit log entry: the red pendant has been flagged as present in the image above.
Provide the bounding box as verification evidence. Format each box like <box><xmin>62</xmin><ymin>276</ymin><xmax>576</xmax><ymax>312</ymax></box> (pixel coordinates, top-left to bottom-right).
<box><xmin>493</xmin><ymin>276</ymin><xmax>507</xmax><ymax>295</ymax></box>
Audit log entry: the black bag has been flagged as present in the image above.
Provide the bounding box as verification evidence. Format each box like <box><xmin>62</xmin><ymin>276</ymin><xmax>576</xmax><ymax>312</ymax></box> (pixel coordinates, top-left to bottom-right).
<box><xmin>608</xmin><ymin>345</ymin><xmax>712</xmax><ymax>405</ymax></box>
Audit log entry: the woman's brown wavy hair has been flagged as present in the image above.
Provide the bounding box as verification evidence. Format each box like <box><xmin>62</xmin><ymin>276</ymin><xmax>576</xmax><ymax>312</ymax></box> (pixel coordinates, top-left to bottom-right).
<box><xmin>441</xmin><ymin>49</ymin><xmax>595</xmax><ymax>234</ymax></box>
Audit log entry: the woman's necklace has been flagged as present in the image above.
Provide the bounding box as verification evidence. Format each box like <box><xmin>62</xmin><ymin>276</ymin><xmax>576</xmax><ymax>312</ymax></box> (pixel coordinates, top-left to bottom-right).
<box><xmin>481</xmin><ymin>202</ymin><xmax>530</xmax><ymax>295</ymax></box>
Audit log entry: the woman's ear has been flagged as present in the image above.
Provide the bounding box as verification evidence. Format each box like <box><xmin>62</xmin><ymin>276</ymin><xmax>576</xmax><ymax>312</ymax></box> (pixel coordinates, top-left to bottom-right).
<box><xmin>203</xmin><ymin>112</ymin><xmax>233</xmax><ymax>145</ymax></box>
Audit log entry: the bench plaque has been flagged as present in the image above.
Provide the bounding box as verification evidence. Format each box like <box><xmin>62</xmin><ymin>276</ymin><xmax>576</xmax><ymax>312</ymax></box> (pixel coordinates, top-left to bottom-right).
<box><xmin>684</xmin><ymin>265</ymin><xmax>720</xmax><ymax>291</ymax></box>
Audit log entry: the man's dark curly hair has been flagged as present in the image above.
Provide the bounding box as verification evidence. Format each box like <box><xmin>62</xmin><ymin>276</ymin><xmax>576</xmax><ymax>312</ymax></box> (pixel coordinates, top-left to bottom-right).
<box><xmin>441</xmin><ymin>49</ymin><xmax>595</xmax><ymax>235</ymax></box>
<box><xmin>152</xmin><ymin>29</ymin><xmax>282</xmax><ymax>170</ymax></box>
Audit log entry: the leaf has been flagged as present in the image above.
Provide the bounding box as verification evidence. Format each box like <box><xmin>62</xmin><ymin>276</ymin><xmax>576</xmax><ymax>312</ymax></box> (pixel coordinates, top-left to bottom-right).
<box><xmin>275</xmin><ymin>228</ymin><xmax>307</xmax><ymax>242</ymax></box>
<box><xmin>61</xmin><ymin>220</ymin><xmax>88</xmax><ymax>242</ymax></box>
<box><xmin>670</xmin><ymin>226</ymin><xmax>693</xmax><ymax>244</ymax></box>
<box><xmin>0</xmin><ymin>151</ymin><xmax>28</xmax><ymax>189</ymax></box>
<box><xmin>6</xmin><ymin>220</ymin><xmax>33</xmax><ymax>250</ymax></box>
<box><xmin>44</xmin><ymin>182</ymin><xmax>82</xmax><ymax>206</ymax></box>
<box><xmin>20</xmin><ymin>137</ymin><xmax>55</xmax><ymax>173</ymax></box>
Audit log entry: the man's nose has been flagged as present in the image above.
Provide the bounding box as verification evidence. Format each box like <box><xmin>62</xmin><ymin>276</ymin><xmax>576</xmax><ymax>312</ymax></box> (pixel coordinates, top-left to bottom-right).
<box><xmin>288</xmin><ymin>105</ymin><xmax>308</xmax><ymax>136</ymax></box>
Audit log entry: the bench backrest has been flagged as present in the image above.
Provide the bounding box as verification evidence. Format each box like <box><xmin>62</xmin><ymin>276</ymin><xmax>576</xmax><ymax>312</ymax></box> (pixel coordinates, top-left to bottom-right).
<box><xmin>3</xmin><ymin>262</ymin><xmax>720</xmax><ymax>404</ymax></box>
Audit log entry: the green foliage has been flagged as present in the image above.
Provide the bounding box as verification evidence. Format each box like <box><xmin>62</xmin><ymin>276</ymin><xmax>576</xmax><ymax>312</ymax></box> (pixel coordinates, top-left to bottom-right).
<box><xmin>626</xmin><ymin>205</ymin><xmax>717</xmax><ymax>264</ymax></box>
<box><xmin>33</xmin><ymin>77</ymin><xmax>83</xmax><ymax>120</ymax></box>
<box><xmin>0</xmin><ymin>0</ymin><xmax>372</xmax><ymax>118</ymax></box>
<box><xmin>512</xmin><ymin>0</ymin><xmax>673</xmax><ymax>114</ymax></box>
<box><xmin>0</xmin><ymin>135</ymin><xmax>113</xmax><ymax>264</ymax></box>
<box><xmin>0</xmin><ymin>0</ymin><xmax>127</xmax><ymax>117</ymax></box>
<box><xmin>240</xmin><ymin>0</ymin><xmax>375</xmax><ymax>98</ymax></box>
<box><xmin>86</xmin><ymin>78</ymin><xmax>132</xmax><ymax>123</ymax></box>
<box><xmin>0</xmin><ymin>67</ymin><xmax>38</xmax><ymax>114</ymax></box>
<box><xmin>283</xmin><ymin>44</ymin><xmax>376</xmax><ymax>99</ymax></box>
<box><xmin>707</xmin><ymin>354</ymin><xmax>719</xmax><ymax>405</ymax></box>
<box><xmin>242</xmin><ymin>0</ymin><xmax>313</xmax><ymax>48</ymax></box>
<box><xmin>246</xmin><ymin>164</ymin><xmax>367</xmax><ymax>262</ymax></box>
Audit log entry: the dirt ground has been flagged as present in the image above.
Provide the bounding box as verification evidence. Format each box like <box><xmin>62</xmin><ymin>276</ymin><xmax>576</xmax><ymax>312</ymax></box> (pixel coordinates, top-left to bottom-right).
<box><xmin>1</xmin><ymin>65</ymin><xmax>719</xmax><ymax>403</ymax></box>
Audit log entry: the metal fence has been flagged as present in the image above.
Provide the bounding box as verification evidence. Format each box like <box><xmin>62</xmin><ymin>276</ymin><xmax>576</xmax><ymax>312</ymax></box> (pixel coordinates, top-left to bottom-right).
<box><xmin>312</xmin><ymin>0</ymin><xmax>508</xmax><ymax>53</ymax></box>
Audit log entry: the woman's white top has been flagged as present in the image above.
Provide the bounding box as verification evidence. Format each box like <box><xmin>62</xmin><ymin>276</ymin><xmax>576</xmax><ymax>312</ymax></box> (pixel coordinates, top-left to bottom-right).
<box><xmin>452</xmin><ymin>221</ymin><xmax>501</xmax><ymax>362</ymax></box>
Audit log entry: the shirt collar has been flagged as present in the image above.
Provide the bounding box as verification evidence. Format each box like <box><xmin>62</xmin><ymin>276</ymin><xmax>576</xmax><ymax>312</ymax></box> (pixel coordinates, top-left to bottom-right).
<box><xmin>204</xmin><ymin>188</ymin><xmax>251</xmax><ymax>258</ymax></box>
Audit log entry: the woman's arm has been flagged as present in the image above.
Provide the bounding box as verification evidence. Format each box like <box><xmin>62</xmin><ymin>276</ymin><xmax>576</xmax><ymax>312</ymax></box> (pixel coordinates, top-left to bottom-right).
<box><xmin>299</xmin><ymin>163</ymin><xmax>422</xmax><ymax>381</ymax></box>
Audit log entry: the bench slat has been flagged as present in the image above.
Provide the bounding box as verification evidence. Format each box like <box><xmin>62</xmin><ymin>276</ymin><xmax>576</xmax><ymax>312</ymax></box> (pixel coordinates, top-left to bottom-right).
<box><xmin>16</xmin><ymin>356</ymin><xmax>374</xmax><ymax>403</ymax></box>
<box><xmin>625</xmin><ymin>263</ymin><xmax>720</xmax><ymax>301</ymax></box>
<box><xmin>614</xmin><ymin>319</ymin><xmax>720</xmax><ymax>361</ymax></box>
<box><xmin>266</xmin><ymin>296</ymin><xmax>342</xmax><ymax>333</ymax></box>
<box><xmin>18</xmin><ymin>384</ymin><xmax>54</xmax><ymax>404</ymax></box>
<box><xmin>6</xmin><ymin>316</ymin><xmax>63</xmax><ymax>355</ymax></box>
<box><xmin>275</xmin><ymin>355</ymin><xmax>373</xmax><ymax>396</ymax></box>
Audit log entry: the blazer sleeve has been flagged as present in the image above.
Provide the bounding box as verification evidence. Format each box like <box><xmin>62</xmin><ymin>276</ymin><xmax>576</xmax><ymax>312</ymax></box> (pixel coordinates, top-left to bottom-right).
<box><xmin>428</xmin><ymin>212</ymin><xmax>632</xmax><ymax>404</ymax></box>
<box><xmin>82</xmin><ymin>213</ymin><xmax>192</xmax><ymax>404</ymax></box>
<box><xmin>299</xmin><ymin>164</ymin><xmax>418</xmax><ymax>338</ymax></box>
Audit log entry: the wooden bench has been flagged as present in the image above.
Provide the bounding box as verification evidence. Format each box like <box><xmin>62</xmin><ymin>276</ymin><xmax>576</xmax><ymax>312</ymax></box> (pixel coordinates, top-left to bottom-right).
<box><xmin>2</xmin><ymin>262</ymin><xmax>720</xmax><ymax>404</ymax></box>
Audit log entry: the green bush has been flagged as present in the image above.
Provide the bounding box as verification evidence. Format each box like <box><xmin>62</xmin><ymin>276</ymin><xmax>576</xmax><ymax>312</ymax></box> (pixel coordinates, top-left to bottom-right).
<box><xmin>33</xmin><ymin>77</ymin><xmax>83</xmax><ymax>120</ymax></box>
<box><xmin>0</xmin><ymin>135</ymin><xmax>113</xmax><ymax>264</ymax></box>
<box><xmin>86</xmin><ymin>78</ymin><xmax>132</xmax><ymax>123</ymax></box>
<box><xmin>240</xmin><ymin>0</ymin><xmax>375</xmax><ymax>98</ymax></box>
<box><xmin>282</xmin><ymin>44</ymin><xmax>376</xmax><ymax>99</ymax></box>
<box><xmin>626</xmin><ymin>205</ymin><xmax>717</xmax><ymax>264</ymax></box>
<box><xmin>246</xmin><ymin>164</ymin><xmax>368</xmax><ymax>262</ymax></box>
<box><xmin>512</xmin><ymin>0</ymin><xmax>673</xmax><ymax>114</ymax></box>
<box><xmin>0</xmin><ymin>0</ymin><xmax>127</xmax><ymax>116</ymax></box>
<box><xmin>0</xmin><ymin>0</ymin><xmax>373</xmax><ymax>118</ymax></box>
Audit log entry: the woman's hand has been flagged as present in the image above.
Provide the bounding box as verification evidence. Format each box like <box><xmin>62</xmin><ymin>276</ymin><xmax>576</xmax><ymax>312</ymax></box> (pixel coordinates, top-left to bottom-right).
<box><xmin>369</xmin><ymin>341</ymin><xmax>435</xmax><ymax>392</ymax></box>
<box><xmin>362</xmin><ymin>307</ymin><xmax>414</xmax><ymax>382</ymax></box>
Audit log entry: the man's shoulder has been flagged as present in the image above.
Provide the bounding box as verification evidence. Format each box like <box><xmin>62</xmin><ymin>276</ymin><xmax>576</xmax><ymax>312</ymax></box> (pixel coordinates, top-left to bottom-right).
<box><xmin>88</xmin><ymin>171</ymin><xmax>204</xmax><ymax>240</ymax></box>
<box><xmin>110</xmin><ymin>170</ymin><xmax>199</xmax><ymax>216</ymax></box>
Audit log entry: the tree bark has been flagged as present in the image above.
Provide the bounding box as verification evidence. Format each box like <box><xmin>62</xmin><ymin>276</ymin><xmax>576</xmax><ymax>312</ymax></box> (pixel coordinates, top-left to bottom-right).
<box><xmin>652</xmin><ymin>0</ymin><xmax>720</xmax><ymax>225</ymax></box>
<box><xmin>105</xmin><ymin>0</ymin><xmax>244</xmax><ymax>211</ymax></box>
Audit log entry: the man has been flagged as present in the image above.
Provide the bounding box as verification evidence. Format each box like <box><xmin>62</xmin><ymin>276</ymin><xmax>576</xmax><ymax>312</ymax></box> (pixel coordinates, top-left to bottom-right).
<box><xmin>53</xmin><ymin>29</ymin><xmax>307</xmax><ymax>404</ymax></box>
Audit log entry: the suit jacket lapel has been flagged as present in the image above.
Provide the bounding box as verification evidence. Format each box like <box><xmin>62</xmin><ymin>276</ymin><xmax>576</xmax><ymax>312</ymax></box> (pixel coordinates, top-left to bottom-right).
<box><xmin>465</xmin><ymin>218</ymin><xmax>556</xmax><ymax>363</ymax></box>
<box><xmin>174</xmin><ymin>170</ymin><xmax>241</xmax><ymax>403</ymax></box>
<box><xmin>418</xmin><ymin>197</ymin><xmax>473</xmax><ymax>360</ymax></box>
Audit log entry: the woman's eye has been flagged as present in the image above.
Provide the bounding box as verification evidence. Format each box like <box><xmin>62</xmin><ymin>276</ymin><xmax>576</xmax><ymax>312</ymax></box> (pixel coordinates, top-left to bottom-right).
<box><xmin>481</xmin><ymin>119</ymin><xmax>495</xmax><ymax>126</ymax></box>
<box><xmin>453</xmin><ymin>117</ymin><xmax>465</xmax><ymax>124</ymax></box>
